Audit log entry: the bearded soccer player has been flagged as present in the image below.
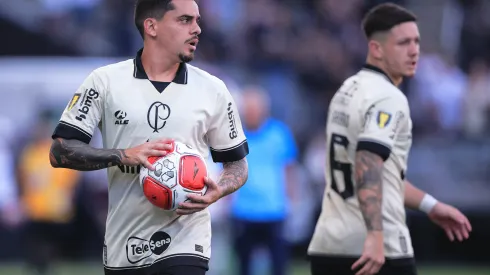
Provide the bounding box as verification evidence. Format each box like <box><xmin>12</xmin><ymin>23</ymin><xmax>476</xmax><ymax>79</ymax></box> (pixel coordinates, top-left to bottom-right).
<box><xmin>49</xmin><ymin>1</ymin><xmax>249</xmax><ymax>274</ymax></box>
<box><xmin>307</xmin><ymin>3</ymin><xmax>472</xmax><ymax>275</ymax></box>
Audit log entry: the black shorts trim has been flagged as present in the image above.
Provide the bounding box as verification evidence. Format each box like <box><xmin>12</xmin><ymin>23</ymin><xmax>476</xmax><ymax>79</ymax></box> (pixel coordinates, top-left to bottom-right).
<box><xmin>210</xmin><ymin>140</ymin><xmax>249</xmax><ymax>163</ymax></box>
<box><xmin>309</xmin><ymin>254</ymin><xmax>416</xmax><ymax>275</ymax></box>
<box><xmin>52</xmin><ymin>120</ymin><xmax>92</xmax><ymax>144</ymax></box>
<box><xmin>356</xmin><ymin>140</ymin><xmax>391</xmax><ymax>161</ymax></box>
<box><xmin>104</xmin><ymin>254</ymin><xmax>209</xmax><ymax>275</ymax></box>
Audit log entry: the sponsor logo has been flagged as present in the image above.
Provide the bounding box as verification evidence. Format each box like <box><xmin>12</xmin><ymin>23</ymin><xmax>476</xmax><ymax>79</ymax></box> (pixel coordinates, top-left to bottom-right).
<box><xmin>75</xmin><ymin>88</ymin><xmax>99</xmax><ymax>121</ymax></box>
<box><xmin>103</xmin><ymin>244</ymin><xmax>107</xmax><ymax>265</ymax></box>
<box><xmin>399</xmin><ymin>232</ymin><xmax>408</xmax><ymax>253</ymax></box>
<box><xmin>331</xmin><ymin>110</ymin><xmax>349</xmax><ymax>128</ymax></box>
<box><xmin>147</xmin><ymin>102</ymin><xmax>171</xmax><ymax>133</ymax></box>
<box><xmin>389</xmin><ymin>111</ymin><xmax>405</xmax><ymax>139</ymax></box>
<box><xmin>126</xmin><ymin>231</ymin><xmax>172</xmax><ymax>264</ymax></box>
<box><xmin>376</xmin><ymin>111</ymin><xmax>392</xmax><ymax>129</ymax></box>
<box><xmin>195</xmin><ymin>244</ymin><xmax>203</xmax><ymax>253</ymax></box>
<box><xmin>227</xmin><ymin>102</ymin><xmax>238</xmax><ymax>139</ymax></box>
<box><xmin>115</xmin><ymin>110</ymin><xmax>129</xmax><ymax>125</ymax></box>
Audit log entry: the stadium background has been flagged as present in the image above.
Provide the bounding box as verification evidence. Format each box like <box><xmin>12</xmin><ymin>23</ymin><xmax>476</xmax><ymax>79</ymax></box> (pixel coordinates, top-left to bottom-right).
<box><xmin>0</xmin><ymin>0</ymin><xmax>490</xmax><ymax>274</ymax></box>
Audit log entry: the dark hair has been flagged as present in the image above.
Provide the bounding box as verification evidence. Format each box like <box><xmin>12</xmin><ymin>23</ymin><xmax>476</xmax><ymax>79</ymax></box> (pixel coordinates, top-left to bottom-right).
<box><xmin>134</xmin><ymin>0</ymin><xmax>176</xmax><ymax>38</ymax></box>
<box><xmin>362</xmin><ymin>3</ymin><xmax>417</xmax><ymax>39</ymax></box>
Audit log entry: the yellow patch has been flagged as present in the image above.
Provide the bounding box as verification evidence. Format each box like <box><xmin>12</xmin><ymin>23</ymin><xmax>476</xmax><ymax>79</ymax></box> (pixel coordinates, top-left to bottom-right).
<box><xmin>67</xmin><ymin>93</ymin><xmax>81</xmax><ymax>110</ymax></box>
<box><xmin>376</xmin><ymin>111</ymin><xmax>392</xmax><ymax>129</ymax></box>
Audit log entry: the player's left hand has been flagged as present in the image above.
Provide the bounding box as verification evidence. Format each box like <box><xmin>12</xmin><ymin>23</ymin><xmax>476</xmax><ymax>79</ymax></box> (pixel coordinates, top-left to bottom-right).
<box><xmin>175</xmin><ymin>177</ymin><xmax>222</xmax><ymax>215</ymax></box>
<box><xmin>428</xmin><ymin>202</ymin><xmax>472</xmax><ymax>242</ymax></box>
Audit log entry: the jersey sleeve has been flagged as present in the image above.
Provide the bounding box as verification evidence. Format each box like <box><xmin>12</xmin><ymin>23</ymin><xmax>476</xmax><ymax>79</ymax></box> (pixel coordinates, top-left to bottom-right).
<box><xmin>51</xmin><ymin>71</ymin><xmax>105</xmax><ymax>144</ymax></box>
<box><xmin>207</xmin><ymin>82</ymin><xmax>249</xmax><ymax>163</ymax></box>
<box><xmin>357</xmin><ymin>95</ymin><xmax>408</xmax><ymax>161</ymax></box>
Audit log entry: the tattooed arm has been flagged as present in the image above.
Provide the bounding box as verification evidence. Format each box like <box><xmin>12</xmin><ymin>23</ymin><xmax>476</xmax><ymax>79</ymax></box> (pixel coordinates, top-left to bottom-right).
<box><xmin>50</xmin><ymin>138</ymin><xmax>126</xmax><ymax>171</ymax></box>
<box><xmin>355</xmin><ymin>150</ymin><xmax>384</xmax><ymax>231</ymax></box>
<box><xmin>50</xmin><ymin>138</ymin><xmax>171</xmax><ymax>171</ymax></box>
<box><xmin>217</xmin><ymin>157</ymin><xmax>249</xmax><ymax>197</ymax></box>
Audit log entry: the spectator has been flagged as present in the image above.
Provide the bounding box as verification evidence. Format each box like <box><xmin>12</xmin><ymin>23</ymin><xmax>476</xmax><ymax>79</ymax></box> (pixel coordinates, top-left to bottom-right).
<box><xmin>17</xmin><ymin>111</ymin><xmax>81</xmax><ymax>275</ymax></box>
<box><xmin>230</xmin><ymin>86</ymin><xmax>298</xmax><ymax>275</ymax></box>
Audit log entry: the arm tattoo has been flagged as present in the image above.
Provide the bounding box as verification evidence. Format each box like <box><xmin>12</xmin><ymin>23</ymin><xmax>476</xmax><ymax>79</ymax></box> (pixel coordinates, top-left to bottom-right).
<box><xmin>218</xmin><ymin>158</ymin><xmax>248</xmax><ymax>197</ymax></box>
<box><xmin>50</xmin><ymin>138</ymin><xmax>127</xmax><ymax>171</ymax></box>
<box><xmin>355</xmin><ymin>150</ymin><xmax>384</xmax><ymax>231</ymax></box>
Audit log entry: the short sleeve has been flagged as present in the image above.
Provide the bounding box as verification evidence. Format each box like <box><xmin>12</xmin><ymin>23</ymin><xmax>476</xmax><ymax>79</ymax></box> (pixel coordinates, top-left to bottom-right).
<box><xmin>52</xmin><ymin>71</ymin><xmax>105</xmax><ymax>144</ymax></box>
<box><xmin>357</xmin><ymin>95</ymin><xmax>408</xmax><ymax>161</ymax></box>
<box><xmin>207</xmin><ymin>82</ymin><xmax>249</xmax><ymax>163</ymax></box>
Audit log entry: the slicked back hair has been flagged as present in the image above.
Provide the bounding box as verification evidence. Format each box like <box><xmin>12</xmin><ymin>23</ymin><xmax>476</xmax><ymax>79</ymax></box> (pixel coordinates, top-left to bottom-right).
<box><xmin>362</xmin><ymin>3</ymin><xmax>417</xmax><ymax>39</ymax></box>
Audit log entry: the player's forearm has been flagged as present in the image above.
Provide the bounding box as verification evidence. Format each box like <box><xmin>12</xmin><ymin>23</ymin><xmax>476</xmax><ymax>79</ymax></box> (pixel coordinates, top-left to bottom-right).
<box><xmin>404</xmin><ymin>179</ymin><xmax>428</xmax><ymax>210</ymax></box>
<box><xmin>50</xmin><ymin>138</ymin><xmax>127</xmax><ymax>171</ymax></box>
<box><xmin>217</xmin><ymin>157</ymin><xmax>248</xmax><ymax>197</ymax></box>
<box><xmin>355</xmin><ymin>150</ymin><xmax>384</xmax><ymax>231</ymax></box>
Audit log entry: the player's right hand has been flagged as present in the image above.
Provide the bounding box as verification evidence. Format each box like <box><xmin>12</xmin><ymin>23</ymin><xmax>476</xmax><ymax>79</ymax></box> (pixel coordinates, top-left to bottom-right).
<box><xmin>122</xmin><ymin>139</ymin><xmax>173</xmax><ymax>170</ymax></box>
<box><xmin>352</xmin><ymin>231</ymin><xmax>385</xmax><ymax>275</ymax></box>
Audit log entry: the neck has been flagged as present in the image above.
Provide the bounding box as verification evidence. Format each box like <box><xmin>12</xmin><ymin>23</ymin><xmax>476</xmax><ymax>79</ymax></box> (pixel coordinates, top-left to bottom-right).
<box><xmin>141</xmin><ymin>42</ymin><xmax>180</xmax><ymax>82</ymax></box>
<box><xmin>366</xmin><ymin>56</ymin><xmax>402</xmax><ymax>86</ymax></box>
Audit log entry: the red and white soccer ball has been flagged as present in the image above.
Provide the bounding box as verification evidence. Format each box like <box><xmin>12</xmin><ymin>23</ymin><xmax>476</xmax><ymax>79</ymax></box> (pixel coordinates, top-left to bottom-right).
<box><xmin>139</xmin><ymin>141</ymin><xmax>208</xmax><ymax>211</ymax></box>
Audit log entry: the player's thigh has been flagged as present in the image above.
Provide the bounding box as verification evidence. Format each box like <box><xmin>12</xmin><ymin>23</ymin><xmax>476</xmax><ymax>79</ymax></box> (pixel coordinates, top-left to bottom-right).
<box><xmin>155</xmin><ymin>265</ymin><xmax>207</xmax><ymax>275</ymax></box>
<box><xmin>309</xmin><ymin>255</ymin><xmax>354</xmax><ymax>275</ymax></box>
<box><xmin>378</xmin><ymin>259</ymin><xmax>418</xmax><ymax>275</ymax></box>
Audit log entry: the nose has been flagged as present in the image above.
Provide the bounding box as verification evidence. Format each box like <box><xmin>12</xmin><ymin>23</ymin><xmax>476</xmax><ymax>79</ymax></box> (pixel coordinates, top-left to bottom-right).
<box><xmin>191</xmin><ymin>21</ymin><xmax>201</xmax><ymax>36</ymax></box>
<box><xmin>409</xmin><ymin>41</ymin><xmax>419</xmax><ymax>57</ymax></box>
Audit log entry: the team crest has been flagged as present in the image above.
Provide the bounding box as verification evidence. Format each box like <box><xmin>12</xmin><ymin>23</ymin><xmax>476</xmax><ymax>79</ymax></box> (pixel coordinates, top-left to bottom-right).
<box><xmin>376</xmin><ymin>111</ymin><xmax>392</xmax><ymax>129</ymax></box>
<box><xmin>67</xmin><ymin>93</ymin><xmax>81</xmax><ymax>111</ymax></box>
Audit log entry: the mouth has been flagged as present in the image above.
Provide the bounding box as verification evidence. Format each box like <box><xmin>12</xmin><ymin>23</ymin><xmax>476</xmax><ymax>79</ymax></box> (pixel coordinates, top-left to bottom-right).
<box><xmin>187</xmin><ymin>39</ymin><xmax>199</xmax><ymax>49</ymax></box>
<box><xmin>408</xmin><ymin>61</ymin><xmax>417</xmax><ymax>67</ymax></box>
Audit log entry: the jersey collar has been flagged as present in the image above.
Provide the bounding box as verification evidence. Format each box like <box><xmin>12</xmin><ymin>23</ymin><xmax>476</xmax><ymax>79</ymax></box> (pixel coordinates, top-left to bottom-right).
<box><xmin>133</xmin><ymin>48</ymin><xmax>188</xmax><ymax>84</ymax></box>
<box><xmin>362</xmin><ymin>64</ymin><xmax>394</xmax><ymax>85</ymax></box>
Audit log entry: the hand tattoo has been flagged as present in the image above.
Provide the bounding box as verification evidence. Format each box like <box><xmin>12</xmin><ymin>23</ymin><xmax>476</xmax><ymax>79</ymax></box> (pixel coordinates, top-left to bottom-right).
<box><xmin>218</xmin><ymin>158</ymin><xmax>248</xmax><ymax>197</ymax></box>
<box><xmin>50</xmin><ymin>138</ymin><xmax>127</xmax><ymax>171</ymax></box>
<box><xmin>355</xmin><ymin>150</ymin><xmax>384</xmax><ymax>231</ymax></box>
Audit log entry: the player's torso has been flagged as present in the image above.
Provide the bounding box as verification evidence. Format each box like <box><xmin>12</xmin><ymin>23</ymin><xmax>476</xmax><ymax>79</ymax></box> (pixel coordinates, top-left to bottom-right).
<box><xmin>309</xmin><ymin>70</ymin><xmax>414</xmax><ymax>258</ymax></box>
<box><xmin>98</xmin><ymin>62</ymin><xmax>214</xmax><ymax>269</ymax></box>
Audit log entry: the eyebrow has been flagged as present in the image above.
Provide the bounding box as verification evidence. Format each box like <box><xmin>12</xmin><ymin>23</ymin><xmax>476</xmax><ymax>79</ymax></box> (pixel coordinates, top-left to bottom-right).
<box><xmin>178</xmin><ymin>14</ymin><xmax>201</xmax><ymax>21</ymax></box>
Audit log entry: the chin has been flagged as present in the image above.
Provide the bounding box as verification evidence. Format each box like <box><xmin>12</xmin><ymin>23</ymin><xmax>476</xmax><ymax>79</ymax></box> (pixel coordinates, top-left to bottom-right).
<box><xmin>403</xmin><ymin>70</ymin><xmax>417</xmax><ymax>78</ymax></box>
<box><xmin>179</xmin><ymin>52</ymin><xmax>194</xmax><ymax>63</ymax></box>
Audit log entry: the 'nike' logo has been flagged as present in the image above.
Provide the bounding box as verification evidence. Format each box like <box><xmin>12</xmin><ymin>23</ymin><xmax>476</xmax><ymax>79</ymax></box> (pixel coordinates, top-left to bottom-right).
<box><xmin>193</xmin><ymin>162</ymin><xmax>199</xmax><ymax>180</ymax></box>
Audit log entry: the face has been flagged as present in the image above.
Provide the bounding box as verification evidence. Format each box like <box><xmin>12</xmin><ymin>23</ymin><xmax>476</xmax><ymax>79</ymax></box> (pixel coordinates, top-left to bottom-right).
<box><xmin>379</xmin><ymin>22</ymin><xmax>420</xmax><ymax>78</ymax></box>
<box><xmin>147</xmin><ymin>0</ymin><xmax>201</xmax><ymax>63</ymax></box>
<box><xmin>242</xmin><ymin>88</ymin><xmax>269</xmax><ymax>130</ymax></box>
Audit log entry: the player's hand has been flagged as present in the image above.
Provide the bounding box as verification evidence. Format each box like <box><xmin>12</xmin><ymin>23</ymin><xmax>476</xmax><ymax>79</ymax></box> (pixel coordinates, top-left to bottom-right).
<box><xmin>122</xmin><ymin>139</ymin><xmax>173</xmax><ymax>170</ymax></box>
<box><xmin>428</xmin><ymin>202</ymin><xmax>472</xmax><ymax>242</ymax></box>
<box><xmin>352</xmin><ymin>232</ymin><xmax>385</xmax><ymax>275</ymax></box>
<box><xmin>175</xmin><ymin>177</ymin><xmax>222</xmax><ymax>215</ymax></box>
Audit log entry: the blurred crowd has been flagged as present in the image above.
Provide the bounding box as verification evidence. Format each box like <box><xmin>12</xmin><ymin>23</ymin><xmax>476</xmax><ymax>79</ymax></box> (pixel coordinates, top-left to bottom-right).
<box><xmin>1</xmin><ymin>0</ymin><xmax>490</xmax><ymax>273</ymax></box>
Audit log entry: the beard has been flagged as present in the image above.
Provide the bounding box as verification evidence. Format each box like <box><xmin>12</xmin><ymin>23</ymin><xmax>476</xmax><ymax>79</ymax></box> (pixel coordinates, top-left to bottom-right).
<box><xmin>179</xmin><ymin>52</ymin><xmax>194</xmax><ymax>63</ymax></box>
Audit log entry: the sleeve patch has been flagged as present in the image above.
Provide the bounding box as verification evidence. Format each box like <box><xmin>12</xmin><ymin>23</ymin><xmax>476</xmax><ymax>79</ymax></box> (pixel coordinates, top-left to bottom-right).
<box><xmin>376</xmin><ymin>111</ymin><xmax>392</xmax><ymax>129</ymax></box>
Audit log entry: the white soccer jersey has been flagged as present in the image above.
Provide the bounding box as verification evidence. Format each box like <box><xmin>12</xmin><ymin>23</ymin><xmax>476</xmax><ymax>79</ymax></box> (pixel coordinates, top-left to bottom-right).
<box><xmin>52</xmin><ymin>49</ymin><xmax>249</xmax><ymax>274</ymax></box>
<box><xmin>308</xmin><ymin>64</ymin><xmax>414</xmax><ymax>260</ymax></box>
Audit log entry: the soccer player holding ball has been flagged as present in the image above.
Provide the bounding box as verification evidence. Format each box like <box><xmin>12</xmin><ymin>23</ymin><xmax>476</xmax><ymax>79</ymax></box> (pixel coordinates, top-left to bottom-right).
<box><xmin>308</xmin><ymin>3</ymin><xmax>472</xmax><ymax>275</ymax></box>
<box><xmin>49</xmin><ymin>1</ymin><xmax>249</xmax><ymax>274</ymax></box>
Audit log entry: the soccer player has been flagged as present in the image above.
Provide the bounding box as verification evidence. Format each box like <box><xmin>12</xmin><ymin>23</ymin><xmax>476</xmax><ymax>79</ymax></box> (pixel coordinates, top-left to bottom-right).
<box><xmin>307</xmin><ymin>4</ymin><xmax>472</xmax><ymax>275</ymax></box>
<box><xmin>49</xmin><ymin>1</ymin><xmax>249</xmax><ymax>275</ymax></box>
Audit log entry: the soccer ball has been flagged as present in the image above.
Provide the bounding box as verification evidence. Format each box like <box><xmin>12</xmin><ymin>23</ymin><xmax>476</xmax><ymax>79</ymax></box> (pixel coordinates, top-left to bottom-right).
<box><xmin>139</xmin><ymin>141</ymin><xmax>208</xmax><ymax>211</ymax></box>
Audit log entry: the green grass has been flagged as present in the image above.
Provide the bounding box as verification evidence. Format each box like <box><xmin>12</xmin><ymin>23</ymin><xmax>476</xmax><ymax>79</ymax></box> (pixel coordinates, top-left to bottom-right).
<box><xmin>0</xmin><ymin>262</ymin><xmax>488</xmax><ymax>275</ymax></box>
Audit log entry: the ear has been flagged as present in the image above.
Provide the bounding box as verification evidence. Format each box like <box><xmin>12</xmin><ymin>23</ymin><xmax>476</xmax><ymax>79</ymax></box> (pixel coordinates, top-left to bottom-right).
<box><xmin>144</xmin><ymin>18</ymin><xmax>158</xmax><ymax>38</ymax></box>
<box><xmin>368</xmin><ymin>39</ymin><xmax>384</xmax><ymax>60</ymax></box>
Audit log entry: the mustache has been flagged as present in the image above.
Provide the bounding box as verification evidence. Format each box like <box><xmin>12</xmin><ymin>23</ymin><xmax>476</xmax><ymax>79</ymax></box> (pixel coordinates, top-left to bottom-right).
<box><xmin>185</xmin><ymin>36</ymin><xmax>199</xmax><ymax>43</ymax></box>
